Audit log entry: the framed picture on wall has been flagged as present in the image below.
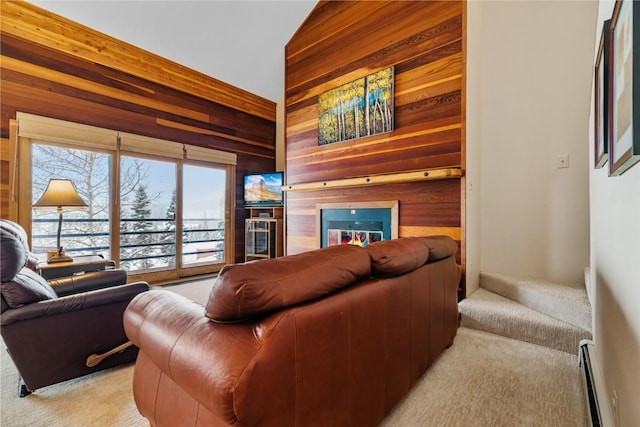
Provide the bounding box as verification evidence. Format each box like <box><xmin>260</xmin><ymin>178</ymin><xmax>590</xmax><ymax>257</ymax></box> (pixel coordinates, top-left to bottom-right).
<box><xmin>609</xmin><ymin>0</ymin><xmax>640</xmax><ymax>176</ymax></box>
<box><xmin>594</xmin><ymin>20</ymin><xmax>610</xmax><ymax>169</ymax></box>
<box><xmin>318</xmin><ymin>66</ymin><xmax>394</xmax><ymax>146</ymax></box>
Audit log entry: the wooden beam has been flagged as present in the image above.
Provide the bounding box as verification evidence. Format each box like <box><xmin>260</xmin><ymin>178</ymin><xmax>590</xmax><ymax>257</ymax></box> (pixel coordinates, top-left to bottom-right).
<box><xmin>283</xmin><ymin>168</ymin><xmax>462</xmax><ymax>192</ymax></box>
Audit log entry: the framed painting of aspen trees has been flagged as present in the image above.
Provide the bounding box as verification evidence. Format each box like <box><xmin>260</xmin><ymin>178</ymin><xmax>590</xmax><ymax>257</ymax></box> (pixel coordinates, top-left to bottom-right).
<box><xmin>318</xmin><ymin>66</ymin><xmax>394</xmax><ymax>146</ymax></box>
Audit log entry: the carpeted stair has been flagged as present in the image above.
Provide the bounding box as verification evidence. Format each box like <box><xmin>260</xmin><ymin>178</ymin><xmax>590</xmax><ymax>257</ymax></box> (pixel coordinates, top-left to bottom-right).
<box><xmin>459</xmin><ymin>272</ymin><xmax>592</xmax><ymax>355</ymax></box>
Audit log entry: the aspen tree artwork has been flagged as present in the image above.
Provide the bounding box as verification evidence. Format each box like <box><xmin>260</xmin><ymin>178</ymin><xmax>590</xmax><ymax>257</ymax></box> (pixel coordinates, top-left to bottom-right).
<box><xmin>318</xmin><ymin>67</ymin><xmax>394</xmax><ymax>145</ymax></box>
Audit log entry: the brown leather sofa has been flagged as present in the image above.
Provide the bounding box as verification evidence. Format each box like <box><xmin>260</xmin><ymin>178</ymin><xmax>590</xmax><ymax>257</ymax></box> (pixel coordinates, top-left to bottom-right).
<box><xmin>125</xmin><ymin>236</ymin><xmax>461</xmax><ymax>427</ymax></box>
<box><xmin>0</xmin><ymin>219</ymin><xmax>149</xmax><ymax>396</ymax></box>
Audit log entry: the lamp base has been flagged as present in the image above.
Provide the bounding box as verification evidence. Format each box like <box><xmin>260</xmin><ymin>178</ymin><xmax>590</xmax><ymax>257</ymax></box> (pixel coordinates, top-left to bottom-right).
<box><xmin>47</xmin><ymin>252</ymin><xmax>73</xmax><ymax>264</ymax></box>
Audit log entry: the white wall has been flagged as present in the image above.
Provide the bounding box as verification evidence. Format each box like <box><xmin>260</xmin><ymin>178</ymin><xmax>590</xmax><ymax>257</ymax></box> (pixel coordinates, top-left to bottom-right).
<box><xmin>590</xmin><ymin>2</ymin><xmax>640</xmax><ymax>425</ymax></box>
<box><xmin>467</xmin><ymin>1</ymin><xmax>640</xmax><ymax>424</ymax></box>
<box><xmin>466</xmin><ymin>1</ymin><xmax>596</xmax><ymax>294</ymax></box>
<box><xmin>591</xmin><ymin>158</ymin><xmax>640</xmax><ymax>426</ymax></box>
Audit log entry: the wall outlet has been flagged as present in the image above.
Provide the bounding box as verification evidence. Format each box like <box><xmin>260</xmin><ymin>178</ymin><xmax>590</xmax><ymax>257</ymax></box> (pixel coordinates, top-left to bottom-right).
<box><xmin>556</xmin><ymin>154</ymin><xmax>570</xmax><ymax>169</ymax></box>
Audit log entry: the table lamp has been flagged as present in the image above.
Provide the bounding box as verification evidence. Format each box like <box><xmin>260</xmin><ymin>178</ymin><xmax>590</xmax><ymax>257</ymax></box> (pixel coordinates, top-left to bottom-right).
<box><xmin>33</xmin><ymin>178</ymin><xmax>88</xmax><ymax>263</ymax></box>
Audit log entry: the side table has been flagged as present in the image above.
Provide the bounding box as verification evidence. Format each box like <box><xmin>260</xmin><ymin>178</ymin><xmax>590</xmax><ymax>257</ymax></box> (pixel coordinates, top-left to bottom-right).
<box><xmin>37</xmin><ymin>255</ymin><xmax>114</xmax><ymax>280</ymax></box>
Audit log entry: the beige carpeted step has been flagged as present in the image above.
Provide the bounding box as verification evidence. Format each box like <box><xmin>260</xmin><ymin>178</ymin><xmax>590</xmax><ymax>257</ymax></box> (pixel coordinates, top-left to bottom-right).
<box><xmin>480</xmin><ymin>272</ymin><xmax>592</xmax><ymax>333</ymax></box>
<box><xmin>459</xmin><ymin>288</ymin><xmax>592</xmax><ymax>355</ymax></box>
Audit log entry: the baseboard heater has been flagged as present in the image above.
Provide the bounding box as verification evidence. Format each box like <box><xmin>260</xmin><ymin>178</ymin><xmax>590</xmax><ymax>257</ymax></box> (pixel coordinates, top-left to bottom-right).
<box><xmin>579</xmin><ymin>340</ymin><xmax>613</xmax><ymax>427</ymax></box>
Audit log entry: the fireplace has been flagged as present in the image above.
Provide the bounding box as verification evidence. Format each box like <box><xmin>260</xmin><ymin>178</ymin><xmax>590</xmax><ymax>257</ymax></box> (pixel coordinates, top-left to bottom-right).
<box><xmin>317</xmin><ymin>201</ymin><xmax>398</xmax><ymax>248</ymax></box>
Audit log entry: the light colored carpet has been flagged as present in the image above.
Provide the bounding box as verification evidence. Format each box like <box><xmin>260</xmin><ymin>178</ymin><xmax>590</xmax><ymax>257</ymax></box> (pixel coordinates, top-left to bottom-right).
<box><xmin>1</xmin><ymin>278</ymin><xmax>587</xmax><ymax>426</ymax></box>
<box><xmin>382</xmin><ymin>328</ymin><xmax>587</xmax><ymax>427</ymax></box>
<box><xmin>459</xmin><ymin>288</ymin><xmax>591</xmax><ymax>355</ymax></box>
<box><xmin>155</xmin><ymin>277</ymin><xmax>215</xmax><ymax>305</ymax></box>
<box><xmin>1</xmin><ymin>354</ymin><xmax>145</xmax><ymax>427</ymax></box>
<box><xmin>480</xmin><ymin>272</ymin><xmax>592</xmax><ymax>332</ymax></box>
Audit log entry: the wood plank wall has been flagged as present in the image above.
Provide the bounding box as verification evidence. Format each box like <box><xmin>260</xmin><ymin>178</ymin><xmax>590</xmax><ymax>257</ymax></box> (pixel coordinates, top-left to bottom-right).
<box><xmin>285</xmin><ymin>1</ymin><xmax>465</xmax><ymax>282</ymax></box>
<box><xmin>0</xmin><ymin>138</ymin><xmax>10</xmax><ymax>218</ymax></box>
<box><xmin>0</xmin><ymin>1</ymin><xmax>277</xmax><ymax>263</ymax></box>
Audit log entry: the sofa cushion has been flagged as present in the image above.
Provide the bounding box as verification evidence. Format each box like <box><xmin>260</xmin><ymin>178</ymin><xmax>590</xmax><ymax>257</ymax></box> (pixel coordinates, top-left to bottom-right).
<box><xmin>420</xmin><ymin>235</ymin><xmax>458</xmax><ymax>261</ymax></box>
<box><xmin>206</xmin><ymin>244</ymin><xmax>371</xmax><ymax>322</ymax></box>
<box><xmin>1</xmin><ymin>268</ymin><xmax>57</xmax><ymax>309</ymax></box>
<box><xmin>366</xmin><ymin>237</ymin><xmax>430</xmax><ymax>276</ymax></box>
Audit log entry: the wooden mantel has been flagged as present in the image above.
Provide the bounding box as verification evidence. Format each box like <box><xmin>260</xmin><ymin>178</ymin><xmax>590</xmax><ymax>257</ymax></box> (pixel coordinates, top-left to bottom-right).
<box><xmin>283</xmin><ymin>168</ymin><xmax>462</xmax><ymax>192</ymax></box>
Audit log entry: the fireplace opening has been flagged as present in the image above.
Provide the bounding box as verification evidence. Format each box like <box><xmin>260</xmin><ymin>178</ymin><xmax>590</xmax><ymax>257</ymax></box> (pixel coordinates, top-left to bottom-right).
<box><xmin>317</xmin><ymin>202</ymin><xmax>398</xmax><ymax>248</ymax></box>
<box><xmin>327</xmin><ymin>220</ymin><xmax>384</xmax><ymax>246</ymax></box>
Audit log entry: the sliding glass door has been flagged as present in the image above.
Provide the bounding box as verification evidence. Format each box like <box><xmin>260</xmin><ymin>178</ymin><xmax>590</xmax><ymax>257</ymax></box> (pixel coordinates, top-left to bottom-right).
<box><xmin>182</xmin><ymin>164</ymin><xmax>227</xmax><ymax>267</ymax></box>
<box><xmin>119</xmin><ymin>155</ymin><xmax>177</xmax><ymax>272</ymax></box>
<box><xmin>26</xmin><ymin>134</ymin><xmax>233</xmax><ymax>283</ymax></box>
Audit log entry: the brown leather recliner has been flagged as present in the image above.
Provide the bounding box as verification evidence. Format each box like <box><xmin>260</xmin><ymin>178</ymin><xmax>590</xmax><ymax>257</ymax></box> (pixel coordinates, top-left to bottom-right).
<box><xmin>0</xmin><ymin>219</ymin><xmax>149</xmax><ymax>397</ymax></box>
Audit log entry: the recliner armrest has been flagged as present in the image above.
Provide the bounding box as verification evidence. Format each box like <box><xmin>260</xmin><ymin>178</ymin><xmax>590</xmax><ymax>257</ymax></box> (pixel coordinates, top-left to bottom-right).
<box><xmin>48</xmin><ymin>269</ymin><xmax>128</xmax><ymax>297</ymax></box>
<box><xmin>0</xmin><ymin>281</ymin><xmax>149</xmax><ymax>326</ymax></box>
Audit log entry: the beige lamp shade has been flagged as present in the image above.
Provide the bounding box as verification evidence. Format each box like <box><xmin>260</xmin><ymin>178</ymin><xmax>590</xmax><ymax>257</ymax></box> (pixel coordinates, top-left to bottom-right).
<box><xmin>33</xmin><ymin>179</ymin><xmax>88</xmax><ymax>209</ymax></box>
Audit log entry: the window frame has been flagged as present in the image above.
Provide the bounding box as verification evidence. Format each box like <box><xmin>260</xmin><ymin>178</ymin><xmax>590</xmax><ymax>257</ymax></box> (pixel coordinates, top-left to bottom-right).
<box><xmin>13</xmin><ymin>113</ymin><xmax>236</xmax><ymax>284</ymax></box>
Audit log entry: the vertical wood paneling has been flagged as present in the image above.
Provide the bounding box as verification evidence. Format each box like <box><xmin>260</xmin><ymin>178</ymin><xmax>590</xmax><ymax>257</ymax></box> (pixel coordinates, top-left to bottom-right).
<box><xmin>0</xmin><ymin>138</ymin><xmax>11</xmax><ymax>218</ymax></box>
<box><xmin>0</xmin><ymin>1</ymin><xmax>276</xmax><ymax>263</ymax></box>
<box><xmin>285</xmin><ymin>0</ymin><xmax>464</xmax><ymax>281</ymax></box>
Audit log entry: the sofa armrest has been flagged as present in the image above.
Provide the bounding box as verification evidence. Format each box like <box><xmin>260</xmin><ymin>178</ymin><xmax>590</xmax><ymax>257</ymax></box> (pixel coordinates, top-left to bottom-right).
<box><xmin>124</xmin><ymin>290</ymin><xmax>269</xmax><ymax>423</ymax></box>
<box><xmin>0</xmin><ymin>281</ymin><xmax>148</xmax><ymax>326</ymax></box>
<box><xmin>48</xmin><ymin>269</ymin><xmax>128</xmax><ymax>297</ymax></box>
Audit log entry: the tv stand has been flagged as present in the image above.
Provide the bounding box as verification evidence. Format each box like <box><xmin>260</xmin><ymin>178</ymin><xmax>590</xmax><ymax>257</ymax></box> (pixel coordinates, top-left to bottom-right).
<box><xmin>245</xmin><ymin>207</ymin><xmax>283</xmax><ymax>262</ymax></box>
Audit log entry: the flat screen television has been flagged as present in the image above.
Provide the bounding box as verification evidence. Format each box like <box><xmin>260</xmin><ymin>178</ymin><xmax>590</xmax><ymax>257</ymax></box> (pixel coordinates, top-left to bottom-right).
<box><xmin>243</xmin><ymin>171</ymin><xmax>284</xmax><ymax>207</ymax></box>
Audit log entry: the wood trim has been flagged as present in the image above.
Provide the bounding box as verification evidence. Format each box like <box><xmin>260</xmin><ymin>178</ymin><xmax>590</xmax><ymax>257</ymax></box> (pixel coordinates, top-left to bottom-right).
<box><xmin>0</xmin><ymin>125</ymin><xmax>17</xmax><ymax>220</ymax></box>
<box><xmin>284</xmin><ymin>168</ymin><xmax>462</xmax><ymax>192</ymax></box>
<box><xmin>398</xmin><ymin>226</ymin><xmax>461</xmax><ymax>241</ymax></box>
<box><xmin>460</xmin><ymin>0</ymin><xmax>468</xmax><ymax>300</ymax></box>
<box><xmin>16</xmin><ymin>136</ymin><xmax>32</xmax><ymax>237</ymax></box>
